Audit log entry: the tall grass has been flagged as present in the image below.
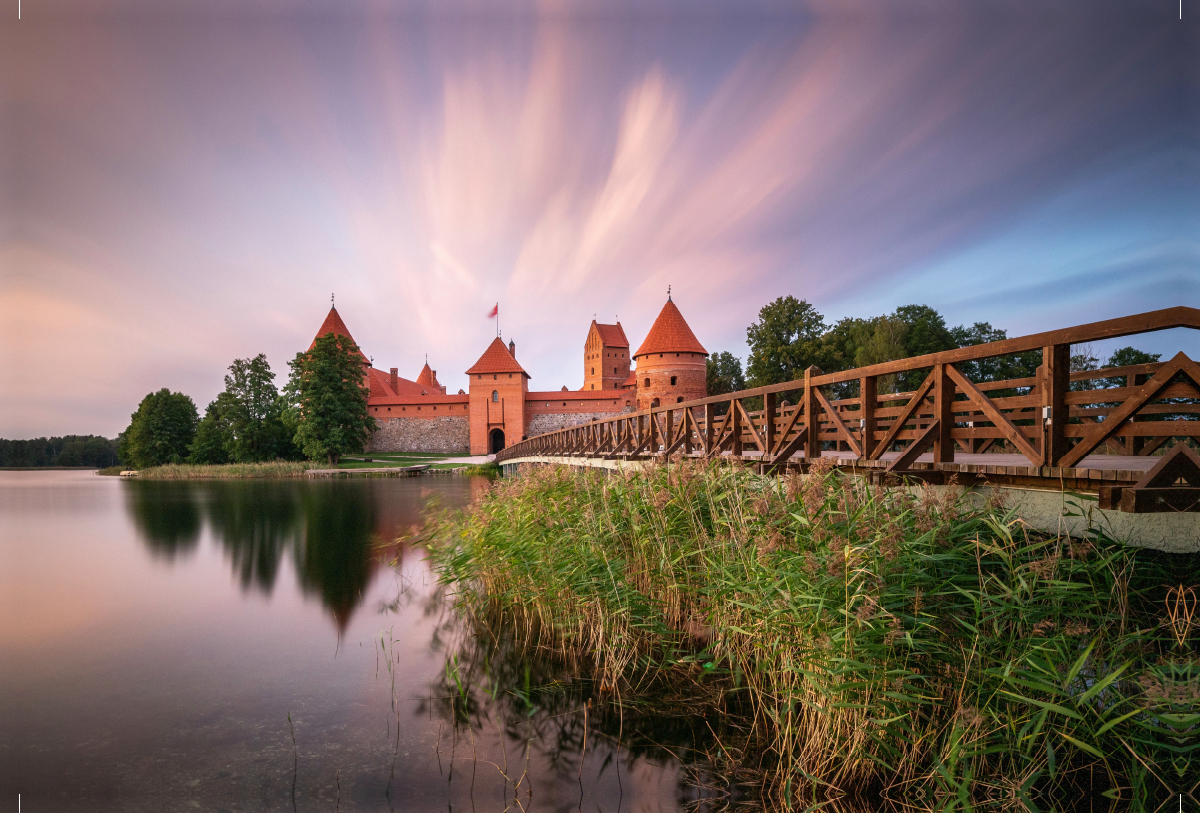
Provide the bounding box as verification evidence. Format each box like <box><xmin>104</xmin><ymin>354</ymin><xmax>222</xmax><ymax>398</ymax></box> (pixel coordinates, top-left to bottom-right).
<box><xmin>133</xmin><ymin>461</ymin><xmax>317</xmax><ymax>479</ymax></box>
<box><xmin>430</xmin><ymin>459</ymin><xmax>1198</xmax><ymax>809</ymax></box>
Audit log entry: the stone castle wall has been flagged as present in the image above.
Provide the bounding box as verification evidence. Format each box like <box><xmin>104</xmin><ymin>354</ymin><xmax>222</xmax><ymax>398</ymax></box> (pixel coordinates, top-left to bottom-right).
<box><xmin>526</xmin><ymin>406</ymin><xmax>635</xmax><ymax>438</ymax></box>
<box><xmin>368</xmin><ymin>416</ymin><xmax>470</xmax><ymax>454</ymax></box>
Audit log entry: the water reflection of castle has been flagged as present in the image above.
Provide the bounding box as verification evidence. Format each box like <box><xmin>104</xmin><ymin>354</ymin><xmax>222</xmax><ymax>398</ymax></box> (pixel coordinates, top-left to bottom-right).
<box><xmin>125</xmin><ymin>479</ymin><xmax>479</xmax><ymax>630</ymax></box>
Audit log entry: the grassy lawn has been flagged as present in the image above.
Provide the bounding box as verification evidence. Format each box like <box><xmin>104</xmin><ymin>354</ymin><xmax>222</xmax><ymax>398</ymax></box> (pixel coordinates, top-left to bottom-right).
<box><xmin>334</xmin><ymin>459</ymin><xmax>432</xmax><ymax>469</ymax></box>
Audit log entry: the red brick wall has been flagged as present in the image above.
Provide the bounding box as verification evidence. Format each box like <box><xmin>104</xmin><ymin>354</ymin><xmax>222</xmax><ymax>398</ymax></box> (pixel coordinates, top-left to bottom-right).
<box><xmin>582</xmin><ymin>329</ymin><xmax>631</xmax><ymax>391</ymax></box>
<box><xmin>469</xmin><ymin>371</ymin><xmax>528</xmax><ymax>454</ymax></box>
<box><xmin>633</xmin><ymin>352</ymin><xmax>706</xmax><ymax>411</ymax></box>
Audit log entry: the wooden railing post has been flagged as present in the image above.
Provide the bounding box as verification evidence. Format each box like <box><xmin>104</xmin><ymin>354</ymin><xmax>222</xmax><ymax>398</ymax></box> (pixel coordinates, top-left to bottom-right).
<box><xmin>804</xmin><ymin>366</ymin><xmax>822</xmax><ymax>460</ymax></box>
<box><xmin>1041</xmin><ymin>344</ymin><xmax>1070</xmax><ymax>466</ymax></box>
<box><xmin>704</xmin><ymin>405</ymin><xmax>714</xmax><ymax>453</ymax></box>
<box><xmin>664</xmin><ymin>408</ymin><xmax>674</xmax><ymax>452</ymax></box>
<box><xmin>763</xmin><ymin>392</ymin><xmax>776</xmax><ymax>462</ymax></box>
<box><xmin>859</xmin><ymin>376</ymin><xmax>876</xmax><ymax>460</ymax></box>
<box><xmin>933</xmin><ymin>363</ymin><xmax>955</xmax><ymax>463</ymax></box>
<box><xmin>731</xmin><ymin>399</ymin><xmax>743</xmax><ymax>458</ymax></box>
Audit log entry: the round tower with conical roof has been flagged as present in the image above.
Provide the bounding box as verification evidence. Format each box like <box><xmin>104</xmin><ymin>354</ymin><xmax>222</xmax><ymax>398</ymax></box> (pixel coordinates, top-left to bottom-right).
<box><xmin>632</xmin><ymin>294</ymin><xmax>708</xmax><ymax>411</ymax></box>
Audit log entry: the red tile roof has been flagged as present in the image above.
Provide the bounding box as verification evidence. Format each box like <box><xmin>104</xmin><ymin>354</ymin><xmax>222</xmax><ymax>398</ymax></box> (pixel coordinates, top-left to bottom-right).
<box><xmin>633</xmin><ymin>299</ymin><xmax>707</xmax><ymax>358</ymax></box>
<box><xmin>309</xmin><ymin>307</ymin><xmax>369</xmax><ymax>361</ymax></box>
<box><xmin>368</xmin><ymin>368</ymin><xmax>431</xmax><ymax>399</ymax></box>
<box><xmin>415</xmin><ymin>362</ymin><xmax>438</xmax><ymax>387</ymax></box>
<box><xmin>593</xmin><ymin>322</ymin><xmax>629</xmax><ymax>347</ymax></box>
<box><xmin>465</xmin><ymin>337</ymin><xmax>530</xmax><ymax>377</ymax></box>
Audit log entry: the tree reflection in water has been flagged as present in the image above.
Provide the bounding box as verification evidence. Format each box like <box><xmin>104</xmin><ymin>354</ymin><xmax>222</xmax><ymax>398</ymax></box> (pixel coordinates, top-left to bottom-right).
<box><xmin>204</xmin><ymin>480</ymin><xmax>300</xmax><ymax>591</ymax></box>
<box><xmin>124</xmin><ymin>480</ymin><xmax>202</xmax><ymax>560</ymax></box>
<box><xmin>124</xmin><ymin>478</ymin><xmax>458</xmax><ymax>631</ymax></box>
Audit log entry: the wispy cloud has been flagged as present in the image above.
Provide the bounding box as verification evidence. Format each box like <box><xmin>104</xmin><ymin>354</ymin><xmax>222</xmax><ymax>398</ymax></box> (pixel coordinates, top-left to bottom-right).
<box><xmin>1</xmin><ymin>12</ymin><xmax>1191</xmax><ymax>437</ymax></box>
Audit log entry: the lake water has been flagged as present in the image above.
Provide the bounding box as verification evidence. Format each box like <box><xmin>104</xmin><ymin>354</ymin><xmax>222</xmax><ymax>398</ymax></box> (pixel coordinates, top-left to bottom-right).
<box><xmin>0</xmin><ymin>471</ymin><xmax>709</xmax><ymax>812</ymax></box>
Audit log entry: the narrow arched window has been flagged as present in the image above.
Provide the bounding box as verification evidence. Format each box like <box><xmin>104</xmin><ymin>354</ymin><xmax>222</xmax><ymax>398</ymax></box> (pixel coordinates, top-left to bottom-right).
<box><xmin>670</xmin><ymin>376</ymin><xmax>677</xmax><ymax>386</ymax></box>
<box><xmin>644</xmin><ymin>378</ymin><xmax>650</xmax><ymax>388</ymax></box>
<box><xmin>591</xmin><ymin>367</ymin><xmax>595</xmax><ymax>375</ymax></box>
<box><xmin>676</xmin><ymin>396</ymin><xmax>684</xmax><ymax>403</ymax></box>
<box><xmin>492</xmin><ymin>390</ymin><xmax>499</xmax><ymax>402</ymax></box>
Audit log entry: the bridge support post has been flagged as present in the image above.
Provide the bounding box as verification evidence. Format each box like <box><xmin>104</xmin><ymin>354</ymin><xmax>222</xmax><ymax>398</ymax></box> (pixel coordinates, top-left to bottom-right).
<box><xmin>763</xmin><ymin>392</ymin><xmax>776</xmax><ymax>462</ymax></box>
<box><xmin>1040</xmin><ymin>344</ymin><xmax>1070</xmax><ymax>466</ymax></box>
<box><xmin>731</xmin><ymin>400</ymin><xmax>742</xmax><ymax>459</ymax></box>
<box><xmin>804</xmin><ymin>366</ymin><xmax>821</xmax><ymax>460</ymax></box>
<box><xmin>860</xmin><ymin>376</ymin><xmax>877</xmax><ymax>460</ymax></box>
<box><xmin>933</xmin><ymin>363</ymin><xmax>955</xmax><ymax>463</ymax></box>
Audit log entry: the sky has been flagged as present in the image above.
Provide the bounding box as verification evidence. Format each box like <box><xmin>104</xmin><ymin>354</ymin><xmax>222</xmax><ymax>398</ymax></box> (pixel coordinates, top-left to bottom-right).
<box><xmin>1</xmin><ymin>0</ymin><xmax>1197</xmax><ymax>438</ymax></box>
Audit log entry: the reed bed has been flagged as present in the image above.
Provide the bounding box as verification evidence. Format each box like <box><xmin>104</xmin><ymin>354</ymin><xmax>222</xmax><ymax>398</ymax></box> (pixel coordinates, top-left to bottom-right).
<box><xmin>430</xmin><ymin>458</ymin><xmax>1197</xmax><ymax>810</ymax></box>
<box><xmin>132</xmin><ymin>461</ymin><xmax>317</xmax><ymax>479</ymax></box>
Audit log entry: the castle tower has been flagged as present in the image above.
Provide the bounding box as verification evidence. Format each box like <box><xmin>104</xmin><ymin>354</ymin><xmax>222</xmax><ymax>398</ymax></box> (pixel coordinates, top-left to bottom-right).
<box><xmin>466</xmin><ymin>337</ymin><xmax>530</xmax><ymax>455</ymax></box>
<box><xmin>583</xmin><ymin>321</ymin><xmax>630</xmax><ymax>391</ymax></box>
<box><xmin>631</xmin><ymin>296</ymin><xmax>707</xmax><ymax>411</ymax></box>
<box><xmin>309</xmin><ymin>305</ymin><xmax>370</xmax><ymax>364</ymax></box>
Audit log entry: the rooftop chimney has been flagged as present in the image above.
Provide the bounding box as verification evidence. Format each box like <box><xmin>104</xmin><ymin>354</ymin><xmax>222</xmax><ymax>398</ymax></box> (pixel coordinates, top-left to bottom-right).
<box><xmin>389</xmin><ymin>368</ymin><xmax>398</xmax><ymax>391</ymax></box>
<box><xmin>508</xmin><ymin>339</ymin><xmax>516</xmax><ymax>358</ymax></box>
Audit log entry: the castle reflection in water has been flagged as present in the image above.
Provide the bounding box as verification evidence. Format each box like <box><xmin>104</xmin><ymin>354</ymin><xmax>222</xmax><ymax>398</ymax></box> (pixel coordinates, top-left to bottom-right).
<box><xmin>123</xmin><ymin>477</ymin><xmax>484</xmax><ymax>630</ymax></box>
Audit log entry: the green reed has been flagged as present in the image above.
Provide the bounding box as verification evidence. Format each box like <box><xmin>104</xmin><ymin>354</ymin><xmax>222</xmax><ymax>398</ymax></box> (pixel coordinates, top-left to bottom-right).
<box><xmin>132</xmin><ymin>461</ymin><xmax>317</xmax><ymax>479</ymax></box>
<box><xmin>430</xmin><ymin>458</ymin><xmax>1197</xmax><ymax>810</ymax></box>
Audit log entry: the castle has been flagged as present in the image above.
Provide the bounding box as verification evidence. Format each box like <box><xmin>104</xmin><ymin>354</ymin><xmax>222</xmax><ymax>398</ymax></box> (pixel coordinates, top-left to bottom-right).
<box><xmin>306</xmin><ymin>296</ymin><xmax>708</xmax><ymax>455</ymax></box>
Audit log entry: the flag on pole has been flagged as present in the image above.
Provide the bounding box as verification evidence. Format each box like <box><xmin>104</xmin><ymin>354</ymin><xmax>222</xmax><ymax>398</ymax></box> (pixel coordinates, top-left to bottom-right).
<box><xmin>487</xmin><ymin>304</ymin><xmax>498</xmax><ymax>318</ymax></box>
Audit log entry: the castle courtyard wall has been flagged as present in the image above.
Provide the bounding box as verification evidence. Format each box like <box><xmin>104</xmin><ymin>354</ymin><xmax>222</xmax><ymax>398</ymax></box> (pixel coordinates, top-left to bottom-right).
<box><xmin>368</xmin><ymin>416</ymin><xmax>470</xmax><ymax>454</ymax></box>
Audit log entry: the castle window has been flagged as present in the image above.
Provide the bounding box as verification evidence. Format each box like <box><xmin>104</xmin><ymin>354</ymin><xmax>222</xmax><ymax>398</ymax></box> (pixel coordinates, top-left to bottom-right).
<box><xmin>478</xmin><ymin>375</ymin><xmax>482</xmax><ymax>379</ymax></box>
<box><xmin>493</xmin><ymin>375</ymin><xmax>497</xmax><ymax>380</ymax></box>
<box><xmin>508</xmin><ymin>374</ymin><xmax>512</xmax><ymax>378</ymax></box>
<box><xmin>591</xmin><ymin>368</ymin><xmax>594</xmax><ymax>375</ymax></box>
<box><xmin>492</xmin><ymin>390</ymin><xmax>499</xmax><ymax>402</ymax></box>
<box><xmin>387</xmin><ymin>407</ymin><xmax>391</xmax><ymax>412</ymax></box>
<box><xmin>651</xmin><ymin>398</ymin><xmax>660</xmax><ymax>408</ymax></box>
<box><xmin>644</xmin><ymin>378</ymin><xmax>650</xmax><ymax>388</ymax></box>
<box><xmin>670</xmin><ymin>376</ymin><xmax>677</xmax><ymax>386</ymax></box>
<box><xmin>591</xmin><ymin>384</ymin><xmax>595</xmax><ymax>389</ymax></box>
<box><xmin>677</xmin><ymin>397</ymin><xmax>684</xmax><ymax>403</ymax></box>
<box><xmin>614</xmin><ymin>367</ymin><xmax>618</xmax><ymax>374</ymax></box>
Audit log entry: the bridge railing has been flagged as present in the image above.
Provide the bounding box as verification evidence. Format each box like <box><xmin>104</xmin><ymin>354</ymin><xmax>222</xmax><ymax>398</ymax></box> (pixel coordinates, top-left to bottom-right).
<box><xmin>495</xmin><ymin>307</ymin><xmax>1200</xmax><ymax>472</ymax></box>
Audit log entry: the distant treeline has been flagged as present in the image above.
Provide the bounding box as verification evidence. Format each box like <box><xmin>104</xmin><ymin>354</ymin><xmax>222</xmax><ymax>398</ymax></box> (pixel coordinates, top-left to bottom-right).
<box><xmin>0</xmin><ymin>435</ymin><xmax>119</xmax><ymax>468</ymax></box>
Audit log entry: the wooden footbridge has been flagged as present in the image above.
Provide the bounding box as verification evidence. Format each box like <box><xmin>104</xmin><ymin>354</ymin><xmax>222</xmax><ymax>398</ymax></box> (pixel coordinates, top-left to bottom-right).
<box><xmin>496</xmin><ymin>307</ymin><xmax>1200</xmax><ymax>514</ymax></box>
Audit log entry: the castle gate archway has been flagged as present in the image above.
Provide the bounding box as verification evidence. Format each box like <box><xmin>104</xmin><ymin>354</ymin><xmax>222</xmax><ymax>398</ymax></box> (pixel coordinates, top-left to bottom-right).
<box><xmin>489</xmin><ymin>428</ymin><xmax>505</xmax><ymax>454</ymax></box>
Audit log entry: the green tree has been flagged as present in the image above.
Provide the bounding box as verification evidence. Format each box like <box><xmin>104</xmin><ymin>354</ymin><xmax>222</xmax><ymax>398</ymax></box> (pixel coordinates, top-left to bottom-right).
<box><xmin>223</xmin><ymin>353</ymin><xmax>293</xmax><ymax>462</ymax></box>
<box><xmin>950</xmin><ymin>322</ymin><xmax>1040</xmax><ymax>385</ymax></box>
<box><xmin>706</xmin><ymin>351</ymin><xmax>746</xmax><ymax>397</ymax></box>
<box><xmin>283</xmin><ymin>333</ymin><xmax>376</xmax><ymax>465</ymax></box>
<box><xmin>118</xmin><ymin>388</ymin><xmax>199</xmax><ymax>468</ymax></box>
<box><xmin>745</xmin><ymin>296</ymin><xmax>829</xmax><ymax>387</ymax></box>
<box><xmin>849</xmin><ymin>315</ymin><xmax>910</xmax><ymax>394</ymax></box>
<box><xmin>1107</xmin><ymin>346</ymin><xmax>1160</xmax><ymax>368</ymax></box>
<box><xmin>188</xmin><ymin>394</ymin><xmax>234</xmax><ymax>464</ymax></box>
<box><xmin>1103</xmin><ymin>346</ymin><xmax>1161</xmax><ymax>388</ymax></box>
<box><xmin>891</xmin><ymin>305</ymin><xmax>957</xmax><ymax>391</ymax></box>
